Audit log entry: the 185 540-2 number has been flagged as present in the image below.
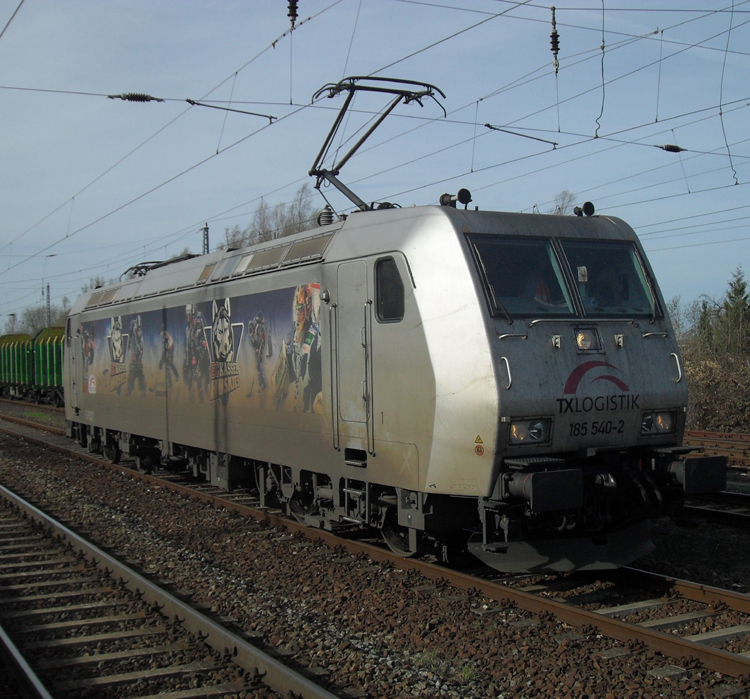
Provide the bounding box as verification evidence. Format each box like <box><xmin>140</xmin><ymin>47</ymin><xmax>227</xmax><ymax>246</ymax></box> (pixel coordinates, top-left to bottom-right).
<box><xmin>569</xmin><ymin>419</ymin><xmax>625</xmax><ymax>437</ymax></box>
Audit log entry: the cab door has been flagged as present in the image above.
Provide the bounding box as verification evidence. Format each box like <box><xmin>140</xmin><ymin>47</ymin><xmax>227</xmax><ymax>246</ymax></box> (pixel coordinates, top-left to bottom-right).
<box><xmin>66</xmin><ymin>317</ymin><xmax>80</xmax><ymax>412</ymax></box>
<box><xmin>336</xmin><ymin>261</ymin><xmax>373</xmax><ymax>450</ymax></box>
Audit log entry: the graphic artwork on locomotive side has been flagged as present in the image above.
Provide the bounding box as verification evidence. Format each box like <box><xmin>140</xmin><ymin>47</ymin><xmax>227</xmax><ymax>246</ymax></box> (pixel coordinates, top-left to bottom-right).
<box><xmin>79</xmin><ymin>284</ymin><xmax>322</xmax><ymax>414</ymax></box>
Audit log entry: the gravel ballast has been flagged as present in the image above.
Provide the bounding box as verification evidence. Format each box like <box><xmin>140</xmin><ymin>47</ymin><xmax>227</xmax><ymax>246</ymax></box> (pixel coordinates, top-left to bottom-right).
<box><xmin>1</xmin><ymin>433</ymin><xmax>748</xmax><ymax>698</ymax></box>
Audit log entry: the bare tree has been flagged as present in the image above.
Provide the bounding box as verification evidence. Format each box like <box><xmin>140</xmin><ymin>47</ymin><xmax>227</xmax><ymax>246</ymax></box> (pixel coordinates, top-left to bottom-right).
<box><xmin>3</xmin><ymin>314</ymin><xmax>18</xmax><ymax>334</ymax></box>
<box><xmin>222</xmin><ymin>183</ymin><xmax>319</xmax><ymax>249</ymax></box>
<box><xmin>12</xmin><ymin>299</ymin><xmax>71</xmax><ymax>336</ymax></box>
<box><xmin>550</xmin><ymin>190</ymin><xmax>576</xmax><ymax>216</ymax></box>
<box><xmin>81</xmin><ymin>275</ymin><xmax>109</xmax><ymax>293</ymax></box>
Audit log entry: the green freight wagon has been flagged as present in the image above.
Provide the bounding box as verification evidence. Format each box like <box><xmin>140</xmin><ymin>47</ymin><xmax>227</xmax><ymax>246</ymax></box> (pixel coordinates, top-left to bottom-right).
<box><xmin>32</xmin><ymin>327</ymin><xmax>65</xmax><ymax>406</ymax></box>
<box><xmin>0</xmin><ymin>333</ymin><xmax>33</xmax><ymax>398</ymax></box>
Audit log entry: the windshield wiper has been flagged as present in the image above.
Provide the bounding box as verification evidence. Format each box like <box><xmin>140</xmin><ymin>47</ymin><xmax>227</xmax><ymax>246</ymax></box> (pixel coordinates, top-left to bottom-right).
<box><xmin>488</xmin><ymin>283</ymin><xmax>513</xmax><ymax>325</ymax></box>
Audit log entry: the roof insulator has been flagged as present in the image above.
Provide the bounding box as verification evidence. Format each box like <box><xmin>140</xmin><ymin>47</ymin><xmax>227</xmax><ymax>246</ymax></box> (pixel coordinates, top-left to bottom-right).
<box><xmin>550</xmin><ymin>6</ymin><xmax>560</xmax><ymax>76</ymax></box>
<box><xmin>317</xmin><ymin>205</ymin><xmax>334</xmax><ymax>226</ymax></box>
<box><xmin>288</xmin><ymin>0</ymin><xmax>298</xmax><ymax>29</ymax></box>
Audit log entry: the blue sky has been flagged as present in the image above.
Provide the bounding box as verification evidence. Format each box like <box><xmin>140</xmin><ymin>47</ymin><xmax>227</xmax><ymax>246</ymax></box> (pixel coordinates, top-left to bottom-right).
<box><xmin>1</xmin><ymin>0</ymin><xmax>748</xmax><ymax>321</ymax></box>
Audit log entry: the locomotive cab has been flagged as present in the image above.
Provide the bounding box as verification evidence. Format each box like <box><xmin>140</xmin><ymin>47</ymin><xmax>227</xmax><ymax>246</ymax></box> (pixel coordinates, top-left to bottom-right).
<box><xmin>455</xmin><ymin>207</ymin><xmax>727</xmax><ymax>571</ymax></box>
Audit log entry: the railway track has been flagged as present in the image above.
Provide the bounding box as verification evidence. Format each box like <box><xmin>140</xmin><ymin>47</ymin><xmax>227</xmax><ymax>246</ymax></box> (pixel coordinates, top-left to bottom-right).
<box><xmin>0</xmin><ymin>483</ymin><xmax>339</xmax><ymax>699</ymax></box>
<box><xmin>684</xmin><ymin>490</ymin><xmax>750</xmax><ymax>528</ymax></box>
<box><xmin>1</xmin><ymin>415</ymin><xmax>750</xmax><ymax>692</ymax></box>
<box><xmin>0</xmin><ymin>398</ymin><xmax>64</xmax><ymax>414</ymax></box>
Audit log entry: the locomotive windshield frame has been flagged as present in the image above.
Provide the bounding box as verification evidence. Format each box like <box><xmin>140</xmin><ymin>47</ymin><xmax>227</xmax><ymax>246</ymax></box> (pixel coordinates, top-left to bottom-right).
<box><xmin>468</xmin><ymin>233</ymin><xmax>660</xmax><ymax>321</ymax></box>
<box><xmin>558</xmin><ymin>238</ymin><xmax>660</xmax><ymax>319</ymax></box>
<box><xmin>468</xmin><ymin>234</ymin><xmax>575</xmax><ymax>320</ymax></box>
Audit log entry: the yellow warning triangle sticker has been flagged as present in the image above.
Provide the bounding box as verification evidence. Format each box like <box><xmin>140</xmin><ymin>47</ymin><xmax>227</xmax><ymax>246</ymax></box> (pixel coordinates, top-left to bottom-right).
<box><xmin>475</xmin><ymin>435</ymin><xmax>483</xmax><ymax>444</ymax></box>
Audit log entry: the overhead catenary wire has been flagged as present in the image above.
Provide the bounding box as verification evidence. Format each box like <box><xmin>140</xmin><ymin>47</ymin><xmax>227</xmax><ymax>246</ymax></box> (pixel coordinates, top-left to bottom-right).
<box><xmin>369</xmin><ymin>0</ymin><xmax>535</xmax><ymax>76</ymax></box>
<box><xmin>0</xmin><ymin>0</ymin><xmax>344</xmax><ymax>260</ymax></box>
<box><xmin>719</xmin><ymin>0</ymin><xmax>739</xmax><ymax>185</ymax></box>
<box><xmin>11</xmin><ymin>3</ymin><xmax>553</xmax><ymax>279</ymax></box>
<box><xmin>344</xmin><ymin>8</ymin><xmax>750</xmax><ymax>171</ymax></box>
<box><xmin>3</xmin><ymin>3</ymin><xmax>749</xmax><ymax>318</ymax></box>
<box><xmin>0</xmin><ymin>0</ymin><xmax>24</xmax><ymax>43</ymax></box>
<box><xmin>399</xmin><ymin>0</ymin><xmax>750</xmax><ymax>58</ymax></box>
<box><xmin>5</xmin><ymin>96</ymin><xmax>744</xmax><ymax>298</ymax></box>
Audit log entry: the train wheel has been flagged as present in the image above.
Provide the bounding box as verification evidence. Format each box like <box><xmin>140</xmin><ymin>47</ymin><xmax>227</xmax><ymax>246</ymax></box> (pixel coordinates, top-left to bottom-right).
<box><xmin>135</xmin><ymin>454</ymin><xmax>154</xmax><ymax>474</ymax></box>
<box><xmin>289</xmin><ymin>493</ymin><xmax>316</xmax><ymax>525</ymax></box>
<box><xmin>381</xmin><ymin>511</ymin><xmax>419</xmax><ymax>558</ymax></box>
<box><xmin>104</xmin><ymin>443</ymin><xmax>121</xmax><ymax>464</ymax></box>
<box><xmin>87</xmin><ymin>435</ymin><xmax>102</xmax><ymax>454</ymax></box>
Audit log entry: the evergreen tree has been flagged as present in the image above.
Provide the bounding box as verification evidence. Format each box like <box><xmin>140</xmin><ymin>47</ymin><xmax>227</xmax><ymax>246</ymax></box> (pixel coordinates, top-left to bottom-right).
<box><xmin>716</xmin><ymin>266</ymin><xmax>749</xmax><ymax>355</ymax></box>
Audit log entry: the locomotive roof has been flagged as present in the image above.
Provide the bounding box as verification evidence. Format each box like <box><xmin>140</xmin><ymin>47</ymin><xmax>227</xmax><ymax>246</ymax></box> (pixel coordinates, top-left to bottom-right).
<box><xmin>70</xmin><ymin>205</ymin><xmax>638</xmax><ymax>316</ymax></box>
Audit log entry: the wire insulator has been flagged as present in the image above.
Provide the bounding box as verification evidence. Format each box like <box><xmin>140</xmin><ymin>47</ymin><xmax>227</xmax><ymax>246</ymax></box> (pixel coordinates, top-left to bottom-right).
<box><xmin>656</xmin><ymin>144</ymin><xmax>686</xmax><ymax>153</ymax></box>
<box><xmin>288</xmin><ymin>0</ymin><xmax>298</xmax><ymax>29</ymax></box>
<box><xmin>108</xmin><ymin>92</ymin><xmax>164</xmax><ymax>103</ymax></box>
<box><xmin>550</xmin><ymin>6</ymin><xmax>560</xmax><ymax>76</ymax></box>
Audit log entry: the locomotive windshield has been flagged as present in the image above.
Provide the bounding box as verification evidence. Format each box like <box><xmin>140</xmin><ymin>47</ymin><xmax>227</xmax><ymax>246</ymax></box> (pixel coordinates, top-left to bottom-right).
<box><xmin>560</xmin><ymin>239</ymin><xmax>656</xmax><ymax>318</ymax></box>
<box><xmin>469</xmin><ymin>234</ymin><xmax>657</xmax><ymax>319</ymax></box>
<box><xmin>469</xmin><ymin>235</ymin><xmax>575</xmax><ymax>318</ymax></box>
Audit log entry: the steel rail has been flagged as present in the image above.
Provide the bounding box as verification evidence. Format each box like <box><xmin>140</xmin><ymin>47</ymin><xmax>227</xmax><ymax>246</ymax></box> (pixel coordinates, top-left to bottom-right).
<box><xmin>620</xmin><ymin>567</ymin><xmax>750</xmax><ymax>614</ymax></box>
<box><xmin>0</xmin><ymin>621</ymin><xmax>54</xmax><ymax>699</ymax></box>
<box><xmin>4</xmin><ymin>418</ymin><xmax>750</xmax><ymax>677</ymax></box>
<box><xmin>0</xmin><ymin>398</ymin><xmax>64</xmax><ymax>414</ymax></box>
<box><xmin>0</xmin><ymin>413</ymin><xmax>65</xmax><ymax>436</ymax></box>
<box><xmin>0</xmin><ymin>483</ymin><xmax>340</xmax><ymax>699</ymax></box>
<box><xmin>683</xmin><ymin>490</ymin><xmax>750</xmax><ymax>527</ymax></box>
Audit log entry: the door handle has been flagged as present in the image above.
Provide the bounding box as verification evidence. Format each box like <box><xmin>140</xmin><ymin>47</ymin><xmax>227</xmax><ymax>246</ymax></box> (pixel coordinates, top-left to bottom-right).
<box><xmin>670</xmin><ymin>353</ymin><xmax>682</xmax><ymax>383</ymax></box>
<box><xmin>500</xmin><ymin>356</ymin><xmax>512</xmax><ymax>389</ymax></box>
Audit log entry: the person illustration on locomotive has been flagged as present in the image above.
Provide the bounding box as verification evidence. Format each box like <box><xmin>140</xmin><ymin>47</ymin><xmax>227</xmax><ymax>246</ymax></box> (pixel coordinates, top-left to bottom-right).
<box><xmin>159</xmin><ymin>324</ymin><xmax>179</xmax><ymax>386</ymax></box>
<box><xmin>298</xmin><ymin>286</ymin><xmax>322</xmax><ymax>413</ymax></box>
<box><xmin>270</xmin><ymin>284</ymin><xmax>322</xmax><ymax>412</ymax></box>
<box><xmin>183</xmin><ymin>304</ymin><xmax>209</xmax><ymax>401</ymax></box>
<box><xmin>126</xmin><ymin>315</ymin><xmax>146</xmax><ymax>396</ymax></box>
<box><xmin>247</xmin><ymin>311</ymin><xmax>267</xmax><ymax>391</ymax></box>
<box><xmin>82</xmin><ymin>326</ymin><xmax>95</xmax><ymax>377</ymax></box>
<box><xmin>106</xmin><ymin>316</ymin><xmax>128</xmax><ymax>395</ymax></box>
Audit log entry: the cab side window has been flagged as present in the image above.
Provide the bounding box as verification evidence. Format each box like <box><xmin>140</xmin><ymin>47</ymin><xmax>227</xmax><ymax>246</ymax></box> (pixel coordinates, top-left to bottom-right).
<box><xmin>375</xmin><ymin>257</ymin><xmax>404</xmax><ymax>322</ymax></box>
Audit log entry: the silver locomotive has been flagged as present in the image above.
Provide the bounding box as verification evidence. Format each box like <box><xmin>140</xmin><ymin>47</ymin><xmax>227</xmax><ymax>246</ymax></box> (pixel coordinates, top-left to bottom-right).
<box><xmin>64</xmin><ymin>195</ymin><xmax>726</xmax><ymax>573</ymax></box>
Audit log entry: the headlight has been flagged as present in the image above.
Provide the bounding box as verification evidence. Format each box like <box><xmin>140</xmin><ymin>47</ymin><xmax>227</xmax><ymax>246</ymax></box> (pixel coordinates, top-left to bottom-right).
<box><xmin>641</xmin><ymin>411</ymin><xmax>676</xmax><ymax>436</ymax></box>
<box><xmin>510</xmin><ymin>418</ymin><xmax>551</xmax><ymax>445</ymax></box>
<box><xmin>575</xmin><ymin>327</ymin><xmax>601</xmax><ymax>351</ymax></box>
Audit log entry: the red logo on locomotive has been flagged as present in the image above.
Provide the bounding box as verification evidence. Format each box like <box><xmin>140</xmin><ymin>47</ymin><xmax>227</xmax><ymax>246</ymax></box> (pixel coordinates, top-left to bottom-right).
<box><xmin>563</xmin><ymin>360</ymin><xmax>630</xmax><ymax>394</ymax></box>
<box><xmin>558</xmin><ymin>361</ymin><xmax>639</xmax><ymax>414</ymax></box>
